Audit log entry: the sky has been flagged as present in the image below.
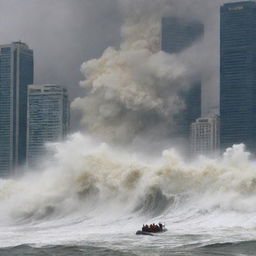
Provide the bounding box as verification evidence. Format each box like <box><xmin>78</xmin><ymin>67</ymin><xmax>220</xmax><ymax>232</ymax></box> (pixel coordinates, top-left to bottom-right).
<box><xmin>0</xmin><ymin>0</ymin><xmax>243</xmax><ymax>132</ymax></box>
<box><xmin>0</xmin><ymin>0</ymin><xmax>122</xmax><ymax>130</ymax></box>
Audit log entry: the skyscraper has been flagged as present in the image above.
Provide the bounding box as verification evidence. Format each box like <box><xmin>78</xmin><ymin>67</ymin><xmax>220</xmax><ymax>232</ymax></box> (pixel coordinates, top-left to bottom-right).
<box><xmin>220</xmin><ymin>1</ymin><xmax>256</xmax><ymax>152</ymax></box>
<box><xmin>26</xmin><ymin>84</ymin><xmax>69</xmax><ymax>167</ymax></box>
<box><xmin>161</xmin><ymin>17</ymin><xmax>204</xmax><ymax>54</ymax></box>
<box><xmin>0</xmin><ymin>42</ymin><xmax>33</xmax><ymax>176</ymax></box>
<box><xmin>161</xmin><ymin>17</ymin><xmax>203</xmax><ymax>141</ymax></box>
<box><xmin>191</xmin><ymin>115</ymin><xmax>220</xmax><ymax>155</ymax></box>
<box><xmin>176</xmin><ymin>84</ymin><xmax>202</xmax><ymax>139</ymax></box>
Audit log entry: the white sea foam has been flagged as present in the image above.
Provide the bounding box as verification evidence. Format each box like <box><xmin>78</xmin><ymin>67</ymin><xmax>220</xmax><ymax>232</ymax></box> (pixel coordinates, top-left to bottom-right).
<box><xmin>0</xmin><ymin>134</ymin><xmax>256</xmax><ymax>228</ymax></box>
<box><xmin>0</xmin><ymin>134</ymin><xmax>256</xmax><ymax>248</ymax></box>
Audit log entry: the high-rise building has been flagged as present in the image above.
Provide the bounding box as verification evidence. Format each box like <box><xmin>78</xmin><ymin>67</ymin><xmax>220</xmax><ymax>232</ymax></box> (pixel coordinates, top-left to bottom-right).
<box><xmin>161</xmin><ymin>17</ymin><xmax>204</xmax><ymax>54</ymax></box>
<box><xmin>161</xmin><ymin>17</ymin><xmax>203</xmax><ymax>141</ymax></box>
<box><xmin>176</xmin><ymin>83</ymin><xmax>202</xmax><ymax>139</ymax></box>
<box><xmin>191</xmin><ymin>115</ymin><xmax>220</xmax><ymax>155</ymax></box>
<box><xmin>220</xmin><ymin>1</ymin><xmax>256</xmax><ymax>152</ymax></box>
<box><xmin>0</xmin><ymin>42</ymin><xmax>33</xmax><ymax>176</ymax></box>
<box><xmin>26</xmin><ymin>84</ymin><xmax>69</xmax><ymax>167</ymax></box>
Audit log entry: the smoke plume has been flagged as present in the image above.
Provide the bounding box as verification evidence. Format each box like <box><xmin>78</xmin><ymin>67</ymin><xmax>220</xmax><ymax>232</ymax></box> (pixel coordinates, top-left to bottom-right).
<box><xmin>72</xmin><ymin>0</ymin><xmax>205</xmax><ymax>144</ymax></box>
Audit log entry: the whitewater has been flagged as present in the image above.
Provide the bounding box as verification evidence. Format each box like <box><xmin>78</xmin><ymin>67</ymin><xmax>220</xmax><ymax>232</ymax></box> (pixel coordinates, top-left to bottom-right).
<box><xmin>0</xmin><ymin>133</ymin><xmax>256</xmax><ymax>255</ymax></box>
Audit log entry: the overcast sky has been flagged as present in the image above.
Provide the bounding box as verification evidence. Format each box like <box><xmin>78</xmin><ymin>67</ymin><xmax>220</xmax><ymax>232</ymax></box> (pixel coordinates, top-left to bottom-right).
<box><xmin>0</xmin><ymin>0</ymin><xmax>122</xmax><ymax>130</ymax></box>
<box><xmin>0</xmin><ymin>0</ymin><xmax>243</xmax><ymax>131</ymax></box>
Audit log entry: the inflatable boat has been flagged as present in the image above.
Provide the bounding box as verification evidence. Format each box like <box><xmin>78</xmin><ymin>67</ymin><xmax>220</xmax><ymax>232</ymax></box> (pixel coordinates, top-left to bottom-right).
<box><xmin>136</xmin><ymin>227</ymin><xmax>167</xmax><ymax>236</ymax></box>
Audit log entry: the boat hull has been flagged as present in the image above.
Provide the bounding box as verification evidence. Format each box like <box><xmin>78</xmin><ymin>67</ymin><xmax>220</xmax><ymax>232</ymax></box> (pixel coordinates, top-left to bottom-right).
<box><xmin>135</xmin><ymin>228</ymin><xmax>167</xmax><ymax>236</ymax></box>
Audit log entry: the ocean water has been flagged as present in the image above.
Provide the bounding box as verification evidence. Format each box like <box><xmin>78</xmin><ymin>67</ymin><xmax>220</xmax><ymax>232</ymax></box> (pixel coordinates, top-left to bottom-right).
<box><xmin>1</xmin><ymin>133</ymin><xmax>256</xmax><ymax>256</ymax></box>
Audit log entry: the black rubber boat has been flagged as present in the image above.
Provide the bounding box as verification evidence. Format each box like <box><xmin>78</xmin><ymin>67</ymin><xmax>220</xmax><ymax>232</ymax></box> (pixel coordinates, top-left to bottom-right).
<box><xmin>136</xmin><ymin>228</ymin><xmax>167</xmax><ymax>236</ymax></box>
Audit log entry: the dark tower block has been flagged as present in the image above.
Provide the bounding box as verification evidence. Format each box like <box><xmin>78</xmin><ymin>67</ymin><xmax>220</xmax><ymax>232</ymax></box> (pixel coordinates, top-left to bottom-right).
<box><xmin>220</xmin><ymin>1</ymin><xmax>256</xmax><ymax>152</ymax></box>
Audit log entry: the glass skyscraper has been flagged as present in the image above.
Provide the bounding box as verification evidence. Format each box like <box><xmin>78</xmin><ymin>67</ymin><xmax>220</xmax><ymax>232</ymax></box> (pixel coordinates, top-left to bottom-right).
<box><xmin>220</xmin><ymin>1</ymin><xmax>256</xmax><ymax>152</ymax></box>
<box><xmin>162</xmin><ymin>17</ymin><xmax>204</xmax><ymax>54</ymax></box>
<box><xmin>161</xmin><ymin>17</ymin><xmax>203</xmax><ymax>140</ymax></box>
<box><xmin>26</xmin><ymin>84</ymin><xmax>69</xmax><ymax>167</ymax></box>
<box><xmin>0</xmin><ymin>42</ymin><xmax>33</xmax><ymax>176</ymax></box>
<box><xmin>191</xmin><ymin>115</ymin><xmax>220</xmax><ymax>156</ymax></box>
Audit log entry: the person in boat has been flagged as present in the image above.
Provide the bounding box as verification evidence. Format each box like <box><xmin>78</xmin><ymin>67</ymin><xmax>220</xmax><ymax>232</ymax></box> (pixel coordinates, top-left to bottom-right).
<box><xmin>145</xmin><ymin>224</ymin><xmax>150</xmax><ymax>232</ymax></box>
<box><xmin>142</xmin><ymin>225</ymin><xmax>147</xmax><ymax>232</ymax></box>
<box><xmin>148</xmin><ymin>223</ymin><xmax>157</xmax><ymax>232</ymax></box>
<box><xmin>142</xmin><ymin>223</ymin><xmax>163</xmax><ymax>233</ymax></box>
<box><xmin>156</xmin><ymin>223</ymin><xmax>161</xmax><ymax>232</ymax></box>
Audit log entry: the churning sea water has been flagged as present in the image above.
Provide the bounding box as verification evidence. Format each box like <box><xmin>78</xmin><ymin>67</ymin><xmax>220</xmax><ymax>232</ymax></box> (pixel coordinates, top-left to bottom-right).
<box><xmin>1</xmin><ymin>134</ymin><xmax>256</xmax><ymax>256</ymax></box>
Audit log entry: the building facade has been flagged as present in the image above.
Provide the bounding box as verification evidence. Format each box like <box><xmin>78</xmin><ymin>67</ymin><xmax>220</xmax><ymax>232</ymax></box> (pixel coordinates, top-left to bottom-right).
<box><xmin>0</xmin><ymin>42</ymin><xmax>33</xmax><ymax>176</ymax></box>
<box><xmin>161</xmin><ymin>17</ymin><xmax>204</xmax><ymax>54</ymax></box>
<box><xmin>161</xmin><ymin>17</ymin><xmax>203</xmax><ymax>141</ymax></box>
<box><xmin>176</xmin><ymin>83</ymin><xmax>202</xmax><ymax>139</ymax></box>
<box><xmin>26</xmin><ymin>84</ymin><xmax>69</xmax><ymax>167</ymax></box>
<box><xmin>220</xmin><ymin>1</ymin><xmax>256</xmax><ymax>152</ymax></box>
<box><xmin>191</xmin><ymin>115</ymin><xmax>220</xmax><ymax>155</ymax></box>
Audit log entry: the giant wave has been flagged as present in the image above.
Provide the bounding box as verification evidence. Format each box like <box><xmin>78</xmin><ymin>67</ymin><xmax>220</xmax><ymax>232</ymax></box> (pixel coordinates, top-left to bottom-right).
<box><xmin>0</xmin><ymin>132</ymin><xmax>256</xmax><ymax>231</ymax></box>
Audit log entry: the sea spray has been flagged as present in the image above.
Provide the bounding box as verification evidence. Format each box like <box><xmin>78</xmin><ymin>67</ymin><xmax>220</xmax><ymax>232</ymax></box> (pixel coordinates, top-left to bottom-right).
<box><xmin>0</xmin><ymin>134</ymin><xmax>256</xmax><ymax>229</ymax></box>
<box><xmin>72</xmin><ymin>0</ymin><xmax>205</xmax><ymax>144</ymax></box>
